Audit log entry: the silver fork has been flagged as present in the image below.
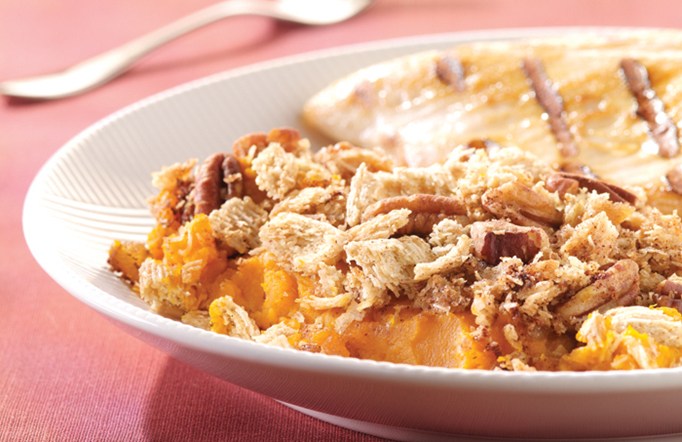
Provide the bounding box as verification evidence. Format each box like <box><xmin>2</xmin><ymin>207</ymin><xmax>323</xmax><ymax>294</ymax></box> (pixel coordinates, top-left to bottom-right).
<box><xmin>0</xmin><ymin>0</ymin><xmax>372</xmax><ymax>100</ymax></box>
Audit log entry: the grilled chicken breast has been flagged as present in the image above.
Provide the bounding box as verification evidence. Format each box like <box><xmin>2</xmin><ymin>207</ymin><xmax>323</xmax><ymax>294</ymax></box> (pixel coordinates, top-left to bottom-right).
<box><xmin>302</xmin><ymin>31</ymin><xmax>682</xmax><ymax>212</ymax></box>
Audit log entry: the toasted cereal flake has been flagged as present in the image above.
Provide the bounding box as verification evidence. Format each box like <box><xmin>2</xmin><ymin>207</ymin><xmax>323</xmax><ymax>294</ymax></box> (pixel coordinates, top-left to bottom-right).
<box><xmin>345</xmin><ymin>236</ymin><xmax>434</xmax><ymax>294</ymax></box>
<box><xmin>209</xmin><ymin>295</ymin><xmax>260</xmax><ymax>340</ymax></box>
<box><xmin>254</xmin><ymin>322</ymin><xmax>297</xmax><ymax>348</ymax></box>
<box><xmin>180</xmin><ymin>310</ymin><xmax>211</xmax><ymax>330</ymax></box>
<box><xmin>413</xmin><ymin>274</ymin><xmax>470</xmax><ymax>313</ymax></box>
<box><xmin>346</xmin><ymin>209</ymin><xmax>411</xmax><ymax>242</ymax></box>
<box><xmin>639</xmin><ymin>210</ymin><xmax>682</xmax><ymax>270</ymax></box>
<box><xmin>343</xmin><ymin>266</ymin><xmax>390</xmax><ymax>310</ymax></box>
<box><xmin>209</xmin><ymin>197</ymin><xmax>268</xmax><ymax>254</ymax></box>
<box><xmin>259</xmin><ymin>212</ymin><xmax>344</xmax><ymax>274</ymax></box>
<box><xmin>252</xmin><ymin>143</ymin><xmax>299</xmax><ymax>200</ymax></box>
<box><xmin>313</xmin><ymin>142</ymin><xmax>393</xmax><ymax>179</ymax></box>
<box><xmin>599</xmin><ymin>306</ymin><xmax>682</xmax><ymax>348</ymax></box>
<box><xmin>414</xmin><ymin>234</ymin><xmax>472</xmax><ymax>281</ymax></box>
<box><xmin>517</xmin><ymin>281</ymin><xmax>563</xmax><ymax>326</ymax></box>
<box><xmin>334</xmin><ymin>301</ymin><xmax>367</xmax><ymax>333</ymax></box>
<box><xmin>428</xmin><ymin>219</ymin><xmax>467</xmax><ymax>251</ymax></box>
<box><xmin>471</xmin><ymin>258</ymin><xmax>524</xmax><ymax>329</ymax></box>
<box><xmin>559</xmin><ymin>212</ymin><xmax>619</xmax><ymax>265</ymax></box>
<box><xmin>346</xmin><ymin>163</ymin><xmax>457</xmax><ymax>226</ymax></box>
<box><xmin>138</xmin><ymin>258</ymin><xmax>190</xmax><ymax>315</ymax></box>
<box><xmin>503</xmin><ymin>323</ymin><xmax>523</xmax><ymax>352</ymax></box>
<box><xmin>151</xmin><ymin>159</ymin><xmax>196</xmax><ymax>190</ymax></box>
<box><xmin>269</xmin><ymin>185</ymin><xmax>347</xmax><ymax>226</ymax></box>
<box><xmin>252</xmin><ymin>143</ymin><xmax>331</xmax><ymax>200</ymax></box>
<box><xmin>509</xmin><ymin>358</ymin><xmax>538</xmax><ymax>372</ymax></box>
<box><xmin>299</xmin><ymin>292</ymin><xmax>354</xmax><ymax>310</ymax></box>
<box><xmin>298</xmin><ymin>264</ymin><xmax>353</xmax><ymax>311</ymax></box>
<box><xmin>315</xmin><ymin>264</ymin><xmax>346</xmax><ymax>297</ymax></box>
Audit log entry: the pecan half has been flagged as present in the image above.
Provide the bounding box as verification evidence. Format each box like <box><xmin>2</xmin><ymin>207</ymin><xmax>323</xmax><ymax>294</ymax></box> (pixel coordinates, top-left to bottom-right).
<box><xmin>482</xmin><ymin>181</ymin><xmax>562</xmax><ymax>227</ymax></box>
<box><xmin>470</xmin><ymin>220</ymin><xmax>547</xmax><ymax>265</ymax></box>
<box><xmin>232</xmin><ymin>127</ymin><xmax>302</xmax><ymax>160</ymax></box>
<box><xmin>232</xmin><ymin>133</ymin><xmax>268</xmax><ymax>159</ymax></box>
<box><xmin>266</xmin><ymin>127</ymin><xmax>303</xmax><ymax>152</ymax></box>
<box><xmin>546</xmin><ymin>172</ymin><xmax>637</xmax><ymax>205</ymax></box>
<box><xmin>194</xmin><ymin>153</ymin><xmax>225</xmax><ymax>215</ymax></box>
<box><xmin>555</xmin><ymin>259</ymin><xmax>640</xmax><ymax>320</ymax></box>
<box><xmin>194</xmin><ymin>153</ymin><xmax>243</xmax><ymax>215</ymax></box>
<box><xmin>362</xmin><ymin>194</ymin><xmax>466</xmax><ymax>236</ymax></box>
<box><xmin>653</xmin><ymin>276</ymin><xmax>682</xmax><ymax>313</ymax></box>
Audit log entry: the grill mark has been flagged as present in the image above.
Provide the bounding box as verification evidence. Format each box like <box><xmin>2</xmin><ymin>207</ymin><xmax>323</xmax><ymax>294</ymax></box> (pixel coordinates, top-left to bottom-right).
<box><xmin>621</xmin><ymin>58</ymin><xmax>680</xmax><ymax>159</ymax></box>
<box><xmin>435</xmin><ymin>54</ymin><xmax>466</xmax><ymax>92</ymax></box>
<box><xmin>666</xmin><ymin>164</ymin><xmax>682</xmax><ymax>194</ymax></box>
<box><xmin>522</xmin><ymin>58</ymin><xmax>578</xmax><ymax>158</ymax></box>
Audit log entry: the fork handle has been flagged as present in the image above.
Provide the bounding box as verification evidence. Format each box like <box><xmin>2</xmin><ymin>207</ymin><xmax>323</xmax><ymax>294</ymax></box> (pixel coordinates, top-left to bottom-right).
<box><xmin>3</xmin><ymin>0</ymin><xmax>282</xmax><ymax>99</ymax></box>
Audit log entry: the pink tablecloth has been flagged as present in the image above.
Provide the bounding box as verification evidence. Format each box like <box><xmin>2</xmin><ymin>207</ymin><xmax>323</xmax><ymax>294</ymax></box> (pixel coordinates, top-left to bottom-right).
<box><xmin>1</xmin><ymin>1</ymin><xmax>680</xmax><ymax>440</ymax></box>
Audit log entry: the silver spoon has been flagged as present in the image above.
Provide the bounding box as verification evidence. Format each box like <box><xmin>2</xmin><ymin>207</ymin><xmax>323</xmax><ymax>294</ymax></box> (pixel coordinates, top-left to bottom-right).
<box><xmin>0</xmin><ymin>0</ymin><xmax>372</xmax><ymax>100</ymax></box>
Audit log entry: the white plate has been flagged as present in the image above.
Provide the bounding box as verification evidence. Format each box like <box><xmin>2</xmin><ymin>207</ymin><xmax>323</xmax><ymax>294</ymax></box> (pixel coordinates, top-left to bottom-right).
<box><xmin>23</xmin><ymin>28</ymin><xmax>682</xmax><ymax>441</ymax></box>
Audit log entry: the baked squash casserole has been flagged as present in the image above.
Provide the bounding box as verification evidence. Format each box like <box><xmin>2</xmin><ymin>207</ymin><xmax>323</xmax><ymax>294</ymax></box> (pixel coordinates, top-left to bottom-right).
<box><xmin>109</xmin><ymin>127</ymin><xmax>682</xmax><ymax>371</ymax></box>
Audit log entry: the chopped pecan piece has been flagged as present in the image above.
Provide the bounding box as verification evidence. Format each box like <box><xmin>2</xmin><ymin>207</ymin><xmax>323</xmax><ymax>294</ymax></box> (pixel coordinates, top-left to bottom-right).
<box><xmin>222</xmin><ymin>154</ymin><xmax>243</xmax><ymax>200</ymax></box>
<box><xmin>232</xmin><ymin>127</ymin><xmax>303</xmax><ymax>160</ymax></box>
<box><xmin>555</xmin><ymin>259</ymin><xmax>640</xmax><ymax>320</ymax></box>
<box><xmin>467</xmin><ymin>138</ymin><xmax>501</xmax><ymax>154</ymax></box>
<box><xmin>545</xmin><ymin>173</ymin><xmax>579</xmax><ymax>198</ymax></box>
<box><xmin>482</xmin><ymin>181</ymin><xmax>562</xmax><ymax>227</ymax></box>
<box><xmin>558</xmin><ymin>161</ymin><xmax>598</xmax><ymax>178</ymax></box>
<box><xmin>654</xmin><ymin>275</ymin><xmax>682</xmax><ymax>313</ymax></box>
<box><xmin>660</xmin><ymin>276</ymin><xmax>682</xmax><ymax>298</ymax></box>
<box><xmin>194</xmin><ymin>153</ymin><xmax>244</xmax><ymax>215</ymax></box>
<box><xmin>362</xmin><ymin>194</ymin><xmax>466</xmax><ymax>236</ymax></box>
<box><xmin>470</xmin><ymin>220</ymin><xmax>547</xmax><ymax>265</ymax></box>
<box><xmin>174</xmin><ymin>180</ymin><xmax>195</xmax><ymax>225</ymax></box>
<box><xmin>314</xmin><ymin>141</ymin><xmax>393</xmax><ymax>180</ymax></box>
<box><xmin>546</xmin><ymin>172</ymin><xmax>637</xmax><ymax>205</ymax></box>
<box><xmin>435</xmin><ymin>53</ymin><xmax>466</xmax><ymax>92</ymax></box>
